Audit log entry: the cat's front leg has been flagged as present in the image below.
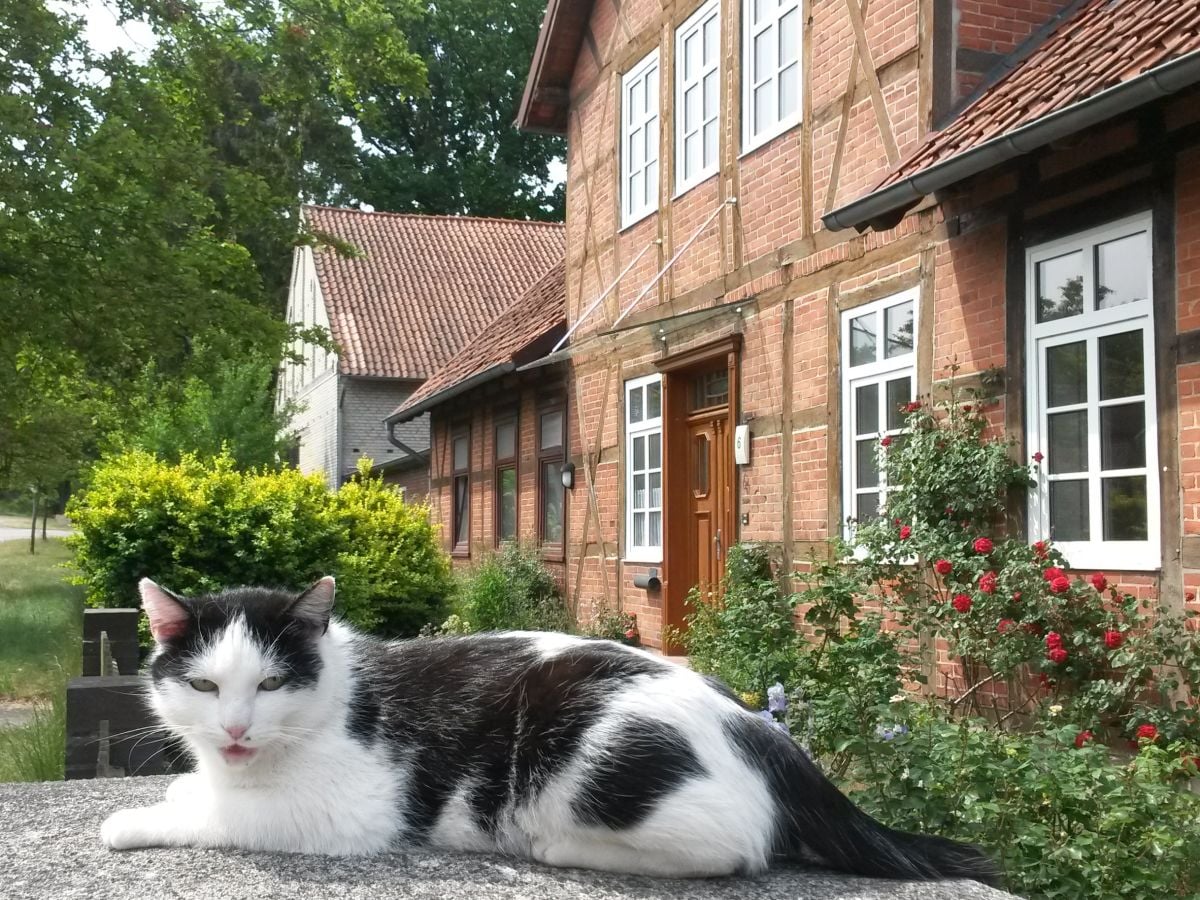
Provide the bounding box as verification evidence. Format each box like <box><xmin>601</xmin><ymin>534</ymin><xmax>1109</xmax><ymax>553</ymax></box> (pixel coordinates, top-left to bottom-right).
<box><xmin>101</xmin><ymin>803</ymin><xmax>204</xmax><ymax>851</ymax></box>
<box><xmin>164</xmin><ymin>772</ymin><xmax>203</xmax><ymax>805</ymax></box>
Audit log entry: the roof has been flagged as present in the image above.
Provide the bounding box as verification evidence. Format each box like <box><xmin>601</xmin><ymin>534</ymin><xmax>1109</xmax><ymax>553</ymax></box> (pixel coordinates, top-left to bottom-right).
<box><xmin>303</xmin><ymin>206</ymin><xmax>565</xmax><ymax>379</ymax></box>
<box><xmin>518</xmin><ymin>0</ymin><xmax>593</xmax><ymax>133</ymax></box>
<box><xmin>825</xmin><ymin>0</ymin><xmax>1200</xmax><ymax>232</ymax></box>
<box><xmin>388</xmin><ymin>259</ymin><xmax>567</xmax><ymax>422</ymax></box>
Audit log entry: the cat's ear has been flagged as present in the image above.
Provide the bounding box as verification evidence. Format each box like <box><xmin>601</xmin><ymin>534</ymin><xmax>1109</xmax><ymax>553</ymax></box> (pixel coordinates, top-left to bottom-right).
<box><xmin>139</xmin><ymin>579</ymin><xmax>190</xmax><ymax>643</ymax></box>
<box><xmin>288</xmin><ymin>576</ymin><xmax>336</xmax><ymax>634</ymax></box>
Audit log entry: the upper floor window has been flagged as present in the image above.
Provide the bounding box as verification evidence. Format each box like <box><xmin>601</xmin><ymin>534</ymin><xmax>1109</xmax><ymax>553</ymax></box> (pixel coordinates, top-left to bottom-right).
<box><xmin>742</xmin><ymin>0</ymin><xmax>802</xmax><ymax>152</ymax></box>
<box><xmin>625</xmin><ymin>374</ymin><xmax>663</xmax><ymax>562</ymax></box>
<box><xmin>675</xmin><ymin>0</ymin><xmax>720</xmax><ymax>194</ymax></box>
<box><xmin>841</xmin><ymin>289</ymin><xmax>917</xmax><ymax>537</ymax></box>
<box><xmin>1026</xmin><ymin>213</ymin><xmax>1159</xmax><ymax>571</ymax></box>
<box><xmin>621</xmin><ymin>50</ymin><xmax>660</xmax><ymax>228</ymax></box>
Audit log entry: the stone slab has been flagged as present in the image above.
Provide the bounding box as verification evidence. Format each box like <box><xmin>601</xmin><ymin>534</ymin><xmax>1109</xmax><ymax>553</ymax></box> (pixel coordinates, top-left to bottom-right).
<box><xmin>0</xmin><ymin>777</ymin><xmax>1019</xmax><ymax>900</ymax></box>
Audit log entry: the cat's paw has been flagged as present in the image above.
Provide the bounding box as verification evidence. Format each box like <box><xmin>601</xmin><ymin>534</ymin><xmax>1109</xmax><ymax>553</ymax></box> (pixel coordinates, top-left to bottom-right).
<box><xmin>100</xmin><ymin>808</ymin><xmax>153</xmax><ymax>851</ymax></box>
<box><xmin>165</xmin><ymin>773</ymin><xmax>202</xmax><ymax>804</ymax></box>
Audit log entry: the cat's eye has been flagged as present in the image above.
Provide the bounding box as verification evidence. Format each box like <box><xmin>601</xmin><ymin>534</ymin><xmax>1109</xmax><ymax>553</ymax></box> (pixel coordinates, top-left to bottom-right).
<box><xmin>259</xmin><ymin>675</ymin><xmax>287</xmax><ymax>692</ymax></box>
<box><xmin>189</xmin><ymin>678</ymin><xmax>218</xmax><ymax>693</ymax></box>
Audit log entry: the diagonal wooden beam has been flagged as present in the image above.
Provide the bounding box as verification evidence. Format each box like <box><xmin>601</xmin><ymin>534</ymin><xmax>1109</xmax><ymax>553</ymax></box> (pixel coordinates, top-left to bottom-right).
<box><xmin>843</xmin><ymin>0</ymin><xmax>899</xmax><ymax>166</ymax></box>
<box><xmin>824</xmin><ymin>0</ymin><xmax>870</xmax><ymax>214</ymax></box>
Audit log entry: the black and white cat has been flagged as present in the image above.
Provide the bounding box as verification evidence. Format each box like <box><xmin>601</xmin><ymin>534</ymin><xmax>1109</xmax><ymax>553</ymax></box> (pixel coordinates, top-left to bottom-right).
<box><xmin>101</xmin><ymin>577</ymin><xmax>999</xmax><ymax>884</ymax></box>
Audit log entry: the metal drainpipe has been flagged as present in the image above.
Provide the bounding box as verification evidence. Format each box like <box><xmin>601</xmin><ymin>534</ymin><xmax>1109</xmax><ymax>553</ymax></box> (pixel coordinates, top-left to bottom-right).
<box><xmin>387</xmin><ymin>420</ymin><xmax>424</xmax><ymax>461</ymax></box>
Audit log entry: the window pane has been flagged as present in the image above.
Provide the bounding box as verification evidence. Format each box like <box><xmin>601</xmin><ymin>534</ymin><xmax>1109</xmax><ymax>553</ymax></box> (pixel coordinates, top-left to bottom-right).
<box><xmin>855</xmin><ymin>383</ymin><xmax>879</xmax><ymax>436</ymax></box>
<box><xmin>694</xmin><ymin>434</ymin><xmax>709</xmax><ymax>494</ymax></box>
<box><xmin>1047</xmin><ymin>410</ymin><xmax>1088</xmax><ymax>475</ymax></box>
<box><xmin>540</xmin><ymin>411</ymin><xmax>563</xmax><ymax>449</ymax></box>
<box><xmin>542</xmin><ymin>462</ymin><xmax>564</xmax><ymax>543</ymax></box>
<box><xmin>778</xmin><ymin>62</ymin><xmax>798</xmax><ymax>120</ymax></box>
<box><xmin>648</xmin><ymin>431</ymin><xmax>662</xmax><ymax>469</ymax></box>
<box><xmin>1099</xmin><ymin>330</ymin><xmax>1144</xmax><ymax>400</ymax></box>
<box><xmin>1046</xmin><ymin>341</ymin><xmax>1087</xmax><ymax>407</ymax></box>
<box><xmin>683</xmin><ymin>31</ymin><xmax>697</xmax><ymax>82</ymax></box>
<box><xmin>1096</xmin><ymin>232</ymin><xmax>1149</xmax><ymax>310</ymax></box>
<box><xmin>648</xmin><ymin>510</ymin><xmax>662</xmax><ymax>548</ymax></box>
<box><xmin>778</xmin><ymin>8</ymin><xmax>799</xmax><ymax>65</ymax></box>
<box><xmin>454</xmin><ymin>476</ymin><xmax>469</xmax><ymax>545</ymax></box>
<box><xmin>1103</xmin><ymin>476</ymin><xmax>1147</xmax><ymax>541</ymax></box>
<box><xmin>1100</xmin><ymin>402</ymin><xmax>1146</xmax><ymax>471</ymax></box>
<box><xmin>849</xmin><ymin>311</ymin><xmax>876</xmax><ymax>366</ymax></box>
<box><xmin>753</xmin><ymin>82</ymin><xmax>773</xmax><ymax>136</ymax></box>
<box><xmin>629</xmin><ymin>169</ymin><xmax>642</xmax><ymax>212</ymax></box>
<box><xmin>453</xmin><ymin>436</ymin><xmax>469</xmax><ymax>471</ymax></box>
<box><xmin>632</xmin><ymin>435</ymin><xmax>645</xmax><ymax>473</ymax></box>
<box><xmin>1036</xmin><ymin>250</ymin><xmax>1085</xmax><ymax>322</ymax></box>
<box><xmin>498</xmin><ymin>468</ymin><xmax>517</xmax><ymax>541</ymax></box>
<box><xmin>633</xmin><ymin>510</ymin><xmax>646</xmax><ymax>546</ymax></box>
<box><xmin>685</xmin><ymin>133</ymin><xmax>700</xmax><ymax>178</ymax></box>
<box><xmin>693</xmin><ymin>370</ymin><xmax>729</xmax><ymax>409</ymax></box>
<box><xmin>645</xmin><ymin>157</ymin><xmax>658</xmax><ymax>205</ymax></box>
<box><xmin>628</xmin><ymin>385</ymin><xmax>644</xmax><ymax>424</ymax></box>
<box><xmin>684</xmin><ymin>84</ymin><xmax>700</xmax><ymax>133</ymax></box>
<box><xmin>856</xmin><ymin>438</ymin><xmax>879</xmax><ymax>488</ymax></box>
<box><xmin>647</xmin><ymin>381</ymin><xmax>661</xmax><ymax>419</ymax></box>
<box><xmin>703</xmin><ymin>119</ymin><xmax>718</xmax><ymax>169</ymax></box>
<box><xmin>633</xmin><ymin>472</ymin><xmax>646</xmax><ymax>510</ymax></box>
<box><xmin>496</xmin><ymin>422</ymin><xmax>516</xmax><ymax>460</ymax></box>
<box><xmin>753</xmin><ymin>29</ymin><xmax>773</xmax><ymax>82</ymax></box>
<box><xmin>856</xmin><ymin>491</ymin><xmax>879</xmax><ymax>523</ymax></box>
<box><xmin>1049</xmin><ymin>479</ymin><xmax>1089</xmax><ymax>541</ymax></box>
<box><xmin>649</xmin><ymin>470</ymin><xmax>662</xmax><ymax>508</ymax></box>
<box><xmin>703</xmin><ymin>15</ymin><xmax>718</xmax><ymax>60</ymax></box>
<box><xmin>703</xmin><ymin>70</ymin><xmax>718</xmax><ymax>119</ymax></box>
<box><xmin>884</xmin><ymin>301</ymin><xmax>914</xmax><ymax>358</ymax></box>
<box><xmin>886</xmin><ymin>377</ymin><xmax>911</xmax><ymax>431</ymax></box>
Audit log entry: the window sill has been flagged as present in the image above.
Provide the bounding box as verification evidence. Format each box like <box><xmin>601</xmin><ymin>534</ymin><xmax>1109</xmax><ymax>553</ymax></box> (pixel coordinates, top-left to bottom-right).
<box><xmin>450</xmin><ymin>547</ymin><xmax>470</xmax><ymax>559</ymax></box>
<box><xmin>540</xmin><ymin>545</ymin><xmax>565</xmax><ymax>564</ymax></box>
<box><xmin>1040</xmin><ymin>542</ymin><xmax>1161</xmax><ymax>574</ymax></box>
<box><xmin>623</xmin><ymin>552</ymin><xmax>664</xmax><ymax>566</ymax></box>
<box><xmin>619</xmin><ymin>206</ymin><xmax>657</xmax><ymax>233</ymax></box>
<box><xmin>739</xmin><ymin>116</ymin><xmax>802</xmax><ymax>160</ymax></box>
<box><xmin>673</xmin><ymin>168</ymin><xmax>719</xmax><ymax>201</ymax></box>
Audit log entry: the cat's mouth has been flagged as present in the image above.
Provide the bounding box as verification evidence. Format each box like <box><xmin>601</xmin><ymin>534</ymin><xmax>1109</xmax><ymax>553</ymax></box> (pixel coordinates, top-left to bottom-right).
<box><xmin>219</xmin><ymin>743</ymin><xmax>258</xmax><ymax>763</ymax></box>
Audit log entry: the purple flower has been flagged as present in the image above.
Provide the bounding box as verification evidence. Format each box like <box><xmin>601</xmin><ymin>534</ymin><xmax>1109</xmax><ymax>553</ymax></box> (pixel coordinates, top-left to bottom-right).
<box><xmin>767</xmin><ymin>682</ymin><xmax>788</xmax><ymax>714</ymax></box>
<box><xmin>757</xmin><ymin>709</ymin><xmax>789</xmax><ymax>734</ymax></box>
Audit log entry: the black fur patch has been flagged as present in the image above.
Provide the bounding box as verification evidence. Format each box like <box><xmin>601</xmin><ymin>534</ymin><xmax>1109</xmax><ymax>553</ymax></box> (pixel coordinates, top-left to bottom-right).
<box><xmin>150</xmin><ymin>586</ymin><xmax>323</xmax><ymax>688</ymax></box>
<box><xmin>572</xmin><ymin>716</ymin><xmax>705</xmax><ymax>830</ymax></box>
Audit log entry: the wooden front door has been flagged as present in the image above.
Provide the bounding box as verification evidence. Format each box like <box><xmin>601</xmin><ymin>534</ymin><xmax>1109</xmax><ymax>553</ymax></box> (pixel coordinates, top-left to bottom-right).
<box><xmin>684</xmin><ymin>367</ymin><xmax>733</xmax><ymax>594</ymax></box>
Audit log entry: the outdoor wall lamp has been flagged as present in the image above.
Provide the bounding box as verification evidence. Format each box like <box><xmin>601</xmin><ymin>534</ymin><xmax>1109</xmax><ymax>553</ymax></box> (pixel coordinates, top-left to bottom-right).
<box><xmin>561</xmin><ymin>461</ymin><xmax>576</xmax><ymax>490</ymax></box>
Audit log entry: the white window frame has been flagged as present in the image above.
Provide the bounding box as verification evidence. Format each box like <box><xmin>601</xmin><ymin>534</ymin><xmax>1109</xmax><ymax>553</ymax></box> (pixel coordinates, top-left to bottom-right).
<box><xmin>624</xmin><ymin>374</ymin><xmax>664</xmax><ymax>563</ymax></box>
<box><xmin>1026</xmin><ymin>212</ymin><xmax>1159</xmax><ymax>571</ymax></box>
<box><xmin>674</xmin><ymin>0</ymin><xmax>721</xmax><ymax>196</ymax></box>
<box><xmin>741</xmin><ymin>0</ymin><xmax>803</xmax><ymax>153</ymax></box>
<box><xmin>840</xmin><ymin>288</ymin><xmax>919</xmax><ymax>541</ymax></box>
<box><xmin>620</xmin><ymin>50</ymin><xmax>660</xmax><ymax>229</ymax></box>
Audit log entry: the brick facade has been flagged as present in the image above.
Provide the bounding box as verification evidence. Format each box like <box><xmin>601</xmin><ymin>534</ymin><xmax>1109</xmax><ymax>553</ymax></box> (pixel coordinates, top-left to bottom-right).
<box><xmin>522</xmin><ymin>0</ymin><xmax>1200</xmax><ymax>661</ymax></box>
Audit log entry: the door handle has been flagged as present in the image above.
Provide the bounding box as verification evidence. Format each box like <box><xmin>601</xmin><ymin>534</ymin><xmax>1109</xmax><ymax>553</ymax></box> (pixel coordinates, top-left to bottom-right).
<box><xmin>714</xmin><ymin>528</ymin><xmax>722</xmax><ymax>559</ymax></box>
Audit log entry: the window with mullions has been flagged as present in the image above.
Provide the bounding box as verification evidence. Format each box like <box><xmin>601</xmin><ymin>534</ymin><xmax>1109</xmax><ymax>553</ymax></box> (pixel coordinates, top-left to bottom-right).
<box><xmin>621</xmin><ymin>51</ymin><xmax>660</xmax><ymax>228</ymax></box>
<box><xmin>538</xmin><ymin>404</ymin><xmax>566</xmax><ymax>549</ymax></box>
<box><xmin>841</xmin><ymin>289</ymin><xmax>917</xmax><ymax>535</ymax></box>
<box><xmin>1027</xmin><ymin>213</ymin><xmax>1159</xmax><ymax>570</ymax></box>
<box><xmin>742</xmin><ymin>0</ymin><xmax>802</xmax><ymax>152</ymax></box>
<box><xmin>625</xmin><ymin>374</ymin><xmax>663</xmax><ymax>562</ymax></box>
<box><xmin>675</xmin><ymin>0</ymin><xmax>720</xmax><ymax>194</ymax></box>
<box><xmin>451</xmin><ymin>428</ymin><xmax>470</xmax><ymax>555</ymax></box>
<box><xmin>494</xmin><ymin>416</ymin><xmax>518</xmax><ymax>546</ymax></box>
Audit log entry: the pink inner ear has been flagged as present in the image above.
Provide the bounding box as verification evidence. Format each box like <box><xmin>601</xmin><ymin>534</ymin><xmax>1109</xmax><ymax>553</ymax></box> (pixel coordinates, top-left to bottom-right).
<box><xmin>140</xmin><ymin>578</ymin><xmax>190</xmax><ymax>643</ymax></box>
<box><xmin>149</xmin><ymin>619</ymin><xmax>188</xmax><ymax>642</ymax></box>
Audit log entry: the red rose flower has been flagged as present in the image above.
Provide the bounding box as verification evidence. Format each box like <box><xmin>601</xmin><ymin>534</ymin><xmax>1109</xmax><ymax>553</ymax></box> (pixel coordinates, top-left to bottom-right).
<box><xmin>1188</xmin><ymin>592</ymin><xmax>1196</xmax><ymax>603</ymax></box>
<box><xmin>1048</xmin><ymin>647</ymin><xmax>1069</xmax><ymax>664</ymax></box>
<box><xmin>979</xmin><ymin>571</ymin><xmax>998</xmax><ymax>594</ymax></box>
<box><xmin>934</xmin><ymin>559</ymin><xmax>953</xmax><ymax>576</ymax></box>
<box><xmin>1012</xmin><ymin>591</ymin><xmax>1022</xmax><ymax>602</ymax></box>
<box><xmin>903</xmin><ymin>401</ymin><xmax>921</xmax><ymax>413</ymax></box>
<box><xmin>624</xmin><ymin>628</ymin><xmax>637</xmax><ymax>640</ymax></box>
<box><xmin>1050</xmin><ymin>575</ymin><xmax>1071</xmax><ymax>594</ymax></box>
<box><xmin>1045</xmin><ymin>631</ymin><xmax>1064</xmax><ymax>650</ymax></box>
<box><xmin>899</xmin><ymin>525</ymin><xmax>912</xmax><ymax>540</ymax></box>
<box><xmin>952</xmin><ymin>594</ymin><xmax>972</xmax><ymax>614</ymax></box>
<box><xmin>1074</xmin><ymin>730</ymin><xmax>1094</xmax><ymax>749</ymax></box>
<box><xmin>944</xmin><ymin>507</ymin><xmax>955</xmax><ymax>517</ymax></box>
<box><xmin>1091</xmin><ymin>572</ymin><xmax>1108</xmax><ymax>592</ymax></box>
<box><xmin>1032</xmin><ymin>451</ymin><xmax>1044</xmax><ymax>463</ymax></box>
<box><xmin>997</xmin><ymin>618</ymin><xmax>1015</xmax><ymax>634</ymax></box>
<box><xmin>962</xmin><ymin>405</ymin><xmax>973</xmax><ymax>413</ymax></box>
<box><xmin>973</xmin><ymin>537</ymin><xmax>994</xmax><ymax>554</ymax></box>
<box><xmin>1033</xmin><ymin>540</ymin><xmax>1048</xmax><ymax>559</ymax></box>
<box><xmin>1136</xmin><ymin>724</ymin><xmax>1159</xmax><ymax>742</ymax></box>
<box><xmin>1043</xmin><ymin>566</ymin><xmax>1065</xmax><ymax>582</ymax></box>
<box><xmin>880</xmin><ymin>436</ymin><xmax>893</xmax><ymax>448</ymax></box>
<box><xmin>1104</xmin><ymin>630</ymin><xmax>1123</xmax><ymax>650</ymax></box>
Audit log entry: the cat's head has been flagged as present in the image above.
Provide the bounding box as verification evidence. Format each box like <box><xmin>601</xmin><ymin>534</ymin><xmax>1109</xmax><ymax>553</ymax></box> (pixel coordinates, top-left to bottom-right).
<box><xmin>140</xmin><ymin>577</ymin><xmax>337</xmax><ymax>769</ymax></box>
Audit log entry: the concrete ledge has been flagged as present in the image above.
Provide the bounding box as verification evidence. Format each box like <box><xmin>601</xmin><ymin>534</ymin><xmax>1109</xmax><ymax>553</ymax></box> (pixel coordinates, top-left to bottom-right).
<box><xmin>0</xmin><ymin>777</ymin><xmax>1018</xmax><ymax>900</ymax></box>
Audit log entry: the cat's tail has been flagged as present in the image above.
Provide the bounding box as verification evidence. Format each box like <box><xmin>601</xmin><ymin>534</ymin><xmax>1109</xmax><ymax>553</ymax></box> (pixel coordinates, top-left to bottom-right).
<box><xmin>739</xmin><ymin>718</ymin><xmax>1002</xmax><ymax>886</ymax></box>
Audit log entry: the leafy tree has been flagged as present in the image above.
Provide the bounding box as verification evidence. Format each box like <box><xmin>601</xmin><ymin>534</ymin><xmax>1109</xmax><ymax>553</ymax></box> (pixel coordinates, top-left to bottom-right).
<box><xmin>356</xmin><ymin>0</ymin><xmax>565</xmax><ymax>220</ymax></box>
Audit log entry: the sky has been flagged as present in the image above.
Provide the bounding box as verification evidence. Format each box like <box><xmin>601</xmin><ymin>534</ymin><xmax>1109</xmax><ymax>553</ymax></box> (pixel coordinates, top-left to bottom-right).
<box><xmin>52</xmin><ymin>0</ymin><xmax>156</xmax><ymax>59</ymax></box>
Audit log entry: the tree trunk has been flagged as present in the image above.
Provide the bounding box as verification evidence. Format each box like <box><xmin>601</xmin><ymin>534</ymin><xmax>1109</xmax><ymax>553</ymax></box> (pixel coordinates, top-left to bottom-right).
<box><xmin>29</xmin><ymin>492</ymin><xmax>38</xmax><ymax>555</ymax></box>
<box><xmin>41</xmin><ymin>503</ymin><xmax>49</xmax><ymax>540</ymax></box>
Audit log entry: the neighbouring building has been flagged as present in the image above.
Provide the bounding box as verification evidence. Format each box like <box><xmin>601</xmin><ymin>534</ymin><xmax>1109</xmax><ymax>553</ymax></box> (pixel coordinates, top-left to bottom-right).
<box><xmin>277</xmin><ymin>206</ymin><xmax>564</xmax><ymax>496</ymax></box>
<box><xmin>440</xmin><ymin>0</ymin><xmax>1200</xmax><ymax>660</ymax></box>
<box><xmin>387</xmin><ymin>261</ymin><xmax>571</xmax><ymax>582</ymax></box>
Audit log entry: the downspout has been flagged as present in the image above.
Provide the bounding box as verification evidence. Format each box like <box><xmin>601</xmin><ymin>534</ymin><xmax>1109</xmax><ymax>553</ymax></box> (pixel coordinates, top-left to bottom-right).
<box><xmin>386</xmin><ymin>420</ymin><xmax>425</xmax><ymax>461</ymax></box>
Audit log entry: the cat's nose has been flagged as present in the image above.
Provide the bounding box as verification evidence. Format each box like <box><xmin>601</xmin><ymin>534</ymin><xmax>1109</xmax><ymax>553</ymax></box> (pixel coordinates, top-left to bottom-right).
<box><xmin>223</xmin><ymin>724</ymin><xmax>248</xmax><ymax>741</ymax></box>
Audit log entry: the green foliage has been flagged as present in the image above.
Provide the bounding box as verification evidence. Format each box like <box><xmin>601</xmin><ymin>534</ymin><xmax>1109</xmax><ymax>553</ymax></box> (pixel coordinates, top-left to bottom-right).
<box><xmin>0</xmin><ymin>690</ymin><xmax>68</xmax><ymax>782</ymax></box>
<box><xmin>583</xmin><ymin>602</ymin><xmax>641</xmax><ymax>646</ymax></box>
<box><xmin>445</xmin><ymin>544</ymin><xmax>571</xmax><ymax>633</ymax></box>
<box><xmin>672</xmin><ymin>544</ymin><xmax>800</xmax><ymax>698</ymax></box>
<box><xmin>66</xmin><ymin>451</ymin><xmax>452</xmax><ymax>637</ymax></box>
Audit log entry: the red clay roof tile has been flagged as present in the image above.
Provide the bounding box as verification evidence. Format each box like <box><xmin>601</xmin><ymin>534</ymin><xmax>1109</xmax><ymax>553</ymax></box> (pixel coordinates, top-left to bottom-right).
<box><xmin>303</xmin><ymin>206</ymin><xmax>564</xmax><ymax>380</ymax></box>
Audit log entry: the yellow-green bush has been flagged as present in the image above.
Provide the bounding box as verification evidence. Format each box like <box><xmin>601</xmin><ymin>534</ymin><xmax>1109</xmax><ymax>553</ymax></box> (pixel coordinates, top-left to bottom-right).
<box><xmin>67</xmin><ymin>452</ymin><xmax>452</xmax><ymax>636</ymax></box>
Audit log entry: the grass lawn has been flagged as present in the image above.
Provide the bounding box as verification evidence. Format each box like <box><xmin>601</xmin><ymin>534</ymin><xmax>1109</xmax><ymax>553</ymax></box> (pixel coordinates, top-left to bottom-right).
<box><xmin>0</xmin><ymin>538</ymin><xmax>84</xmax><ymax>781</ymax></box>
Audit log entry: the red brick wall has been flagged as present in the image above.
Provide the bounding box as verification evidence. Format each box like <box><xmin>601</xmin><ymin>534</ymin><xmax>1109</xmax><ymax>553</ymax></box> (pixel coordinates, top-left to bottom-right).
<box><xmin>381</xmin><ymin>463</ymin><xmax>430</xmax><ymax>505</ymax></box>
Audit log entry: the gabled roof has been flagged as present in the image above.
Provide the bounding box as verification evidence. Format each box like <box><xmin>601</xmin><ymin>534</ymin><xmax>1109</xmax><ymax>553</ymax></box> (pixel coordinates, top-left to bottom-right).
<box><xmin>518</xmin><ymin>0</ymin><xmax>594</xmax><ymax>134</ymax></box>
<box><xmin>825</xmin><ymin>0</ymin><xmax>1200</xmax><ymax>232</ymax></box>
<box><xmin>387</xmin><ymin>260</ymin><xmax>567</xmax><ymax>422</ymax></box>
<box><xmin>303</xmin><ymin>206</ymin><xmax>565</xmax><ymax>379</ymax></box>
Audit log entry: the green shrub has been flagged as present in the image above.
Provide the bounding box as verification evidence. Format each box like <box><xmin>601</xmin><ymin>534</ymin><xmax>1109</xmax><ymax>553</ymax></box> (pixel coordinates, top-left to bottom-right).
<box><xmin>583</xmin><ymin>601</ymin><xmax>641</xmax><ymax>646</ymax></box>
<box><xmin>67</xmin><ymin>451</ymin><xmax>452</xmax><ymax>637</ymax></box>
<box><xmin>447</xmin><ymin>544</ymin><xmax>571</xmax><ymax>633</ymax></box>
